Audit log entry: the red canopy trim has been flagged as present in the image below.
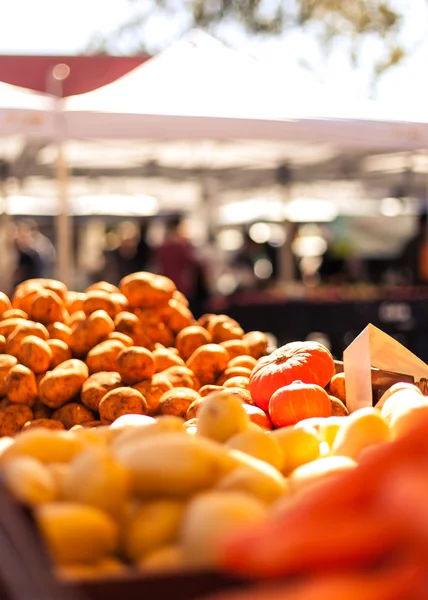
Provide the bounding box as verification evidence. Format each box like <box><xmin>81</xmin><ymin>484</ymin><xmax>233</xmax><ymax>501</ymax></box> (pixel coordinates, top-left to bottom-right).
<box><xmin>0</xmin><ymin>54</ymin><xmax>151</xmax><ymax>97</ymax></box>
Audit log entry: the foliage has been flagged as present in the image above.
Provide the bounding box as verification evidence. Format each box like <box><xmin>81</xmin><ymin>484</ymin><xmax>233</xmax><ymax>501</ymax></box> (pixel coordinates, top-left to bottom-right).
<box><xmin>84</xmin><ymin>0</ymin><xmax>421</xmax><ymax>81</ymax></box>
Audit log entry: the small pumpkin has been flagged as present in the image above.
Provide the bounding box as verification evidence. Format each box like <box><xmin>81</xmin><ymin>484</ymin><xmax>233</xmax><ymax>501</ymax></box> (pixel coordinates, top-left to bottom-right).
<box><xmin>269</xmin><ymin>380</ymin><xmax>332</xmax><ymax>428</ymax></box>
<box><xmin>249</xmin><ymin>341</ymin><xmax>335</xmax><ymax>412</ymax></box>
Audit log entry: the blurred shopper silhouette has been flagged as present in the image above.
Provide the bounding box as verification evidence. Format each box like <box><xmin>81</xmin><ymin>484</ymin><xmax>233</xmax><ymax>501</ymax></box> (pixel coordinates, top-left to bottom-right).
<box><xmin>23</xmin><ymin>219</ymin><xmax>56</xmax><ymax>278</ymax></box>
<box><xmin>103</xmin><ymin>221</ymin><xmax>151</xmax><ymax>284</ymax></box>
<box><xmin>399</xmin><ymin>212</ymin><xmax>428</xmax><ymax>285</ymax></box>
<box><xmin>13</xmin><ymin>221</ymin><xmax>43</xmax><ymax>287</ymax></box>
<box><xmin>155</xmin><ymin>215</ymin><xmax>209</xmax><ymax>315</ymax></box>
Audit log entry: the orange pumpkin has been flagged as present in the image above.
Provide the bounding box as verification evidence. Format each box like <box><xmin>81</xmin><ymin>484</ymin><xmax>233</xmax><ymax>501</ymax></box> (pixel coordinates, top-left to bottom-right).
<box><xmin>269</xmin><ymin>380</ymin><xmax>332</xmax><ymax>428</ymax></box>
<box><xmin>249</xmin><ymin>341</ymin><xmax>335</xmax><ymax>411</ymax></box>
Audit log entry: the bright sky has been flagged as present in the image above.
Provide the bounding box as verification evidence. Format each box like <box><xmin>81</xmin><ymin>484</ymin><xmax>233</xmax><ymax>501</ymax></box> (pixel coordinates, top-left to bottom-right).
<box><xmin>0</xmin><ymin>0</ymin><xmax>428</xmax><ymax>111</ymax></box>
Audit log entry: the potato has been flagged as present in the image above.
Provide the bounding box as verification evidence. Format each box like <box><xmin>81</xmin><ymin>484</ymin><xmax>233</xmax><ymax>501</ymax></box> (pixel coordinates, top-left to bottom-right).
<box><xmin>226</xmin><ymin>429</ymin><xmax>284</xmax><ymax>470</ymax></box>
<box><xmin>65</xmin><ymin>292</ymin><xmax>86</xmax><ymax>314</ymax></box>
<box><xmin>136</xmin><ymin>310</ymin><xmax>175</xmax><ymax>348</ymax></box>
<box><xmin>223</xmin><ymin>376</ymin><xmax>250</xmax><ymax>390</ymax></box>
<box><xmin>57</xmin><ymin>559</ymin><xmax>127</xmax><ymax>580</ymax></box>
<box><xmin>110</xmin><ymin>414</ymin><xmax>156</xmax><ymax>431</ymax></box>
<box><xmin>196</xmin><ymin>313</ymin><xmax>215</xmax><ymax>329</ymax></box>
<box><xmin>6</xmin><ymin>321</ymin><xmax>50</xmax><ymax>356</ymax></box>
<box><xmin>120</xmin><ymin>271</ymin><xmax>176</xmax><ymax>309</ymax></box>
<box><xmin>17</xmin><ymin>335</ymin><xmax>53</xmax><ymax>374</ymax></box>
<box><xmin>220</xmin><ymin>339</ymin><xmax>250</xmax><ymax>361</ymax></box>
<box><xmin>207</xmin><ymin>315</ymin><xmax>244</xmax><ymax>343</ymax></box>
<box><xmin>0</xmin><ymin>404</ymin><xmax>33</xmax><ymax>436</ymax></box>
<box><xmin>48</xmin><ymin>339</ymin><xmax>72</xmax><ymax>369</ymax></box>
<box><xmin>39</xmin><ymin>359</ymin><xmax>89</xmax><ymax>409</ymax></box>
<box><xmin>199</xmin><ymin>385</ymin><xmax>224</xmax><ymax>397</ymax></box>
<box><xmin>62</xmin><ymin>446</ymin><xmax>129</xmax><ymax>516</ymax></box>
<box><xmin>172</xmin><ymin>290</ymin><xmax>189</xmax><ymax>306</ymax></box>
<box><xmin>175</xmin><ymin>325</ymin><xmax>212</xmax><ymax>361</ymax></box>
<box><xmin>122</xmin><ymin>500</ymin><xmax>185</xmax><ymax>561</ymax></box>
<box><xmin>2</xmin><ymin>456</ymin><xmax>57</xmax><ymax>505</ymax></box>
<box><xmin>30</xmin><ymin>288</ymin><xmax>65</xmax><ymax>324</ymax></box>
<box><xmin>114</xmin><ymin>311</ymin><xmax>150</xmax><ymax>347</ymax></box>
<box><xmin>289</xmin><ymin>456</ymin><xmax>357</xmax><ymax>494</ymax></box>
<box><xmin>0</xmin><ymin>334</ymin><xmax>5</xmax><ymax>353</ymax></box>
<box><xmin>83</xmin><ymin>290</ymin><xmax>119</xmax><ymax>319</ymax></box>
<box><xmin>99</xmin><ymin>387</ymin><xmax>148</xmax><ymax>423</ymax></box>
<box><xmin>183</xmin><ymin>418</ymin><xmax>198</xmax><ymax>435</ymax></box>
<box><xmin>328</xmin><ymin>372</ymin><xmax>347</xmax><ymax>404</ymax></box>
<box><xmin>153</xmin><ymin>347</ymin><xmax>185</xmax><ymax>373</ymax></box>
<box><xmin>180</xmin><ymin>492</ymin><xmax>267</xmax><ymax>567</ymax></box>
<box><xmin>161</xmin><ymin>365</ymin><xmax>200</xmax><ymax>390</ymax></box>
<box><xmin>216</xmin><ymin>454</ymin><xmax>288</xmax><ymax>504</ymax></box>
<box><xmin>12</xmin><ymin>283</ymin><xmax>41</xmax><ymax>313</ymax></box>
<box><xmin>1</xmin><ymin>429</ymin><xmax>85</xmax><ymax>464</ymax></box>
<box><xmin>47</xmin><ymin>322</ymin><xmax>72</xmax><ymax>344</ymax></box>
<box><xmin>217</xmin><ymin>367</ymin><xmax>252</xmax><ymax>385</ymax></box>
<box><xmin>160</xmin><ymin>299</ymin><xmax>194</xmax><ymax>333</ymax></box>
<box><xmin>197</xmin><ymin>389</ymin><xmax>250</xmax><ymax>443</ymax></box>
<box><xmin>23</xmin><ymin>419</ymin><xmax>65</xmax><ymax>431</ymax></box>
<box><xmin>0</xmin><ymin>354</ymin><xmax>18</xmax><ymax>396</ymax></box>
<box><xmin>24</xmin><ymin>278</ymin><xmax>67</xmax><ymax>302</ymax></box>
<box><xmin>116</xmin><ymin>346</ymin><xmax>155</xmax><ymax>385</ymax></box>
<box><xmin>5</xmin><ymin>364</ymin><xmax>38</xmax><ymax>406</ymax></box>
<box><xmin>159</xmin><ymin>387</ymin><xmax>201</xmax><ymax>418</ymax></box>
<box><xmin>111</xmin><ymin>416</ymin><xmax>185</xmax><ymax>456</ymax></box>
<box><xmin>186</xmin><ymin>397</ymin><xmax>204</xmax><ymax>421</ymax></box>
<box><xmin>243</xmin><ymin>331</ymin><xmax>269</xmax><ymax>359</ymax></box>
<box><xmin>186</xmin><ymin>344</ymin><xmax>229</xmax><ymax>387</ymax></box>
<box><xmin>272</xmin><ymin>426</ymin><xmax>321</xmax><ymax>475</ymax></box>
<box><xmin>33</xmin><ymin>400</ymin><xmax>52</xmax><ymax>420</ymax></box>
<box><xmin>0</xmin><ymin>291</ymin><xmax>11</xmax><ymax>314</ymax></box>
<box><xmin>330</xmin><ymin>395</ymin><xmax>349</xmax><ymax>416</ymax></box>
<box><xmin>81</xmin><ymin>371</ymin><xmax>122</xmax><ymax>412</ymax></box>
<box><xmin>35</xmin><ymin>502</ymin><xmax>119</xmax><ymax>564</ymax></box>
<box><xmin>87</xmin><ymin>310</ymin><xmax>115</xmax><ymax>340</ymax></box>
<box><xmin>331</xmin><ymin>407</ymin><xmax>391</xmax><ymax>460</ymax></box>
<box><xmin>139</xmin><ymin>544</ymin><xmax>184</xmax><ymax>573</ymax></box>
<box><xmin>52</xmin><ymin>403</ymin><xmax>95</xmax><ymax>429</ymax></box>
<box><xmin>107</xmin><ymin>331</ymin><xmax>134</xmax><ymax>347</ymax></box>
<box><xmin>116</xmin><ymin>432</ymin><xmax>235</xmax><ymax>497</ymax></box>
<box><xmin>132</xmin><ymin>374</ymin><xmax>173</xmax><ymax>415</ymax></box>
<box><xmin>228</xmin><ymin>355</ymin><xmax>257</xmax><ymax>370</ymax></box>
<box><xmin>86</xmin><ymin>339</ymin><xmax>126</xmax><ymax>374</ymax></box>
<box><xmin>223</xmin><ymin>387</ymin><xmax>253</xmax><ymax>405</ymax></box>
<box><xmin>0</xmin><ymin>317</ymin><xmax>28</xmax><ymax>338</ymax></box>
<box><xmin>86</xmin><ymin>281</ymin><xmax>120</xmax><ymax>294</ymax></box>
<box><xmin>1</xmin><ymin>308</ymin><xmax>27</xmax><ymax>320</ymax></box>
<box><xmin>67</xmin><ymin>310</ymin><xmax>86</xmax><ymax>329</ymax></box>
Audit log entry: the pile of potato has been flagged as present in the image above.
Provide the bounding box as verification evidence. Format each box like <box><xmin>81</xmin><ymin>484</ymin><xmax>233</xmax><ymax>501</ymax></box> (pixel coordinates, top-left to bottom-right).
<box><xmin>0</xmin><ymin>273</ymin><xmax>270</xmax><ymax>437</ymax></box>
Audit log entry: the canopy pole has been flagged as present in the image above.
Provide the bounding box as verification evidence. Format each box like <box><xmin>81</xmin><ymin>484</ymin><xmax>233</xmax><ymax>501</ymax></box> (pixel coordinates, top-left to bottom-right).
<box><xmin>48</xmin><ymin>64</ymin><xmax>73</xmax><ymax>288</ymax></box>
<box><xmin>277</xmin><ymin>164</ymin><xmax>295</xmax><ymax>284</ymax></box>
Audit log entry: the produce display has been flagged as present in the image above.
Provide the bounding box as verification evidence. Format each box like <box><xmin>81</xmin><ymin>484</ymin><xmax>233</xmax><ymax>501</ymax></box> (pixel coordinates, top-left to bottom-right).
<box><xmin>0</xmin><ymin>272</ymin><xmax>427</xmax><ymax>599</ymax></box>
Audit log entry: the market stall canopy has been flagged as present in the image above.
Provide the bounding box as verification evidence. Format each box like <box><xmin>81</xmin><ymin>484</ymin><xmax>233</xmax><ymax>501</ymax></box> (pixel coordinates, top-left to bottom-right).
<box><xmin>0</xmin><ymin>82</ymin><xmax>53</xmax><ymax>137</ymax></box>
<box><xmin>0</xmin><ymin>55</ymin><xmax>150</xmax><ymax>97</ymax></box>
<box><xmin>64</xmin><ymin>30</ymin><xmax>428</xmax><ymax>150</ymax></box>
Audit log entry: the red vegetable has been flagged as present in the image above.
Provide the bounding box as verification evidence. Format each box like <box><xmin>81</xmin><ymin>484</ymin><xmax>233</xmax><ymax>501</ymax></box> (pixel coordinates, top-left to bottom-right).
<box><xmin>249</xmin><ymin>341</ymin><xmax>335</xmax><ymax>411</ymax></box>
<box><xmin>268</xmin><ymin>380</ymin><xmax>332</xmax><ymax>427</ymax></box>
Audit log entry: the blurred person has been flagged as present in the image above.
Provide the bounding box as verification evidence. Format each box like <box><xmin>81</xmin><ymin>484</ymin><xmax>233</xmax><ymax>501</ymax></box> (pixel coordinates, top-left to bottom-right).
<box><xmin>398</xmin><ymin>212</ymin><xmax>428</xmax><ymax>285</ymax></box>
<box><xmin>102</xmin><ymin>221</ymin><xmax>149</xmax><ymax>285</ymax></box>
<box><xmin>154</xmin><ymin>215</ymin><xmax>208</xmax><ymax>314</ymax></box>
<box><xmin>22</xmin><ymin>218</ymin><xmax>56</xmax><ymax>279</ymax></box>
<box><xmin>13</xmin><ymin>220</ymin><xmax>43</xmax><ymax>287</ymax></box>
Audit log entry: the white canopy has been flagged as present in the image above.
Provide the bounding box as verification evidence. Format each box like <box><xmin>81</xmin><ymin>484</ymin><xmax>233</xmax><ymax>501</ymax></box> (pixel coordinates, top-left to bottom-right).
<box><xmin>64</xmin><ymin>30</ymin><xmax>428</xmax><ymax>150</ymax></box>
<box><xmin>0</xmin><ymin>82</ymin><xmax>53</xmax><ymax>138</ymax></box>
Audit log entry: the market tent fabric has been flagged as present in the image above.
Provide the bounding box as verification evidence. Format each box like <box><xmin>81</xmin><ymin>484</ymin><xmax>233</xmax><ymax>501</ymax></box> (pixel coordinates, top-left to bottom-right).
<box><xmin>64</xmin><ymin>30</ymin><xmax>428</xmax><ymax>150</ymax></box>
<box><xmin>0</xmin><ymin>55</ymin><xmax>150</xmax><ymax>97</ymax></box>
<box><xmin>0</xmin><ymin>81</ymin><xmax>54</xmax><ymax>137</ymax></box>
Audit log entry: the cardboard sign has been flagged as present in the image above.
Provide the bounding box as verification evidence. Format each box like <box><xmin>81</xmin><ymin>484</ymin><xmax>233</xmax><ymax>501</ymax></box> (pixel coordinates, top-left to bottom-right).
<box><xmin>343</xmin><ymin>324</ymin><xmax>428</xmax><ymax>413</ymax></box>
